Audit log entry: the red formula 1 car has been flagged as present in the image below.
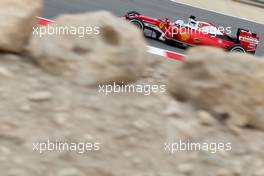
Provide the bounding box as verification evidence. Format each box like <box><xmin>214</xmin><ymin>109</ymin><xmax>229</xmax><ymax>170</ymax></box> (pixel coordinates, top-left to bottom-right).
<box><xmin>124</xmin><ymin>11</ymin><xmax>260</xmax><ymax>54</ymax></box>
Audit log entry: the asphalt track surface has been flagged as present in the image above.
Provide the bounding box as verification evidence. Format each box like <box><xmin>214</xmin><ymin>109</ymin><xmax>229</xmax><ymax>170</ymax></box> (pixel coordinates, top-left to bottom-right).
<box><xmin>44</xmin><ymin>0</ymin><xmax>264</xmax><ymax>56</ymax></box>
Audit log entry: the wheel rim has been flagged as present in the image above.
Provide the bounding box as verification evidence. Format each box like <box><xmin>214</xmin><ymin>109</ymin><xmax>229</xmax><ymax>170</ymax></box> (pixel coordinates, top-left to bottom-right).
<box><xmin>131</xmin><ymin>22</ymin><xmax>143</xmax><ymax>30</ymax></box>
<box><xmin>231</xmin><ymin>47</ymin><xmax>245</xmax><ymax>53</ymax></box>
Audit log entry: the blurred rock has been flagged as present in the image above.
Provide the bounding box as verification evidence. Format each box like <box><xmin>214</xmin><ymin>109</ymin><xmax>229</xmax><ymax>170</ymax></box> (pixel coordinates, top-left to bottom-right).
<box><xmin>163</xmin><ymin>100</ymin><xmax>183</xmax><ymax>117</ymax></box>
<box><xmin>0</xmin><ymin>8</ymin><xmax>264</xmax><ymax>176</ymax></box>
<box><xmin>0</xmin><ymin>67</ymin><xmax>14</xmax><ymax>78</ymax></box>
<box><xmin>177</xmin><ymin>163</ymin><xmax>193</xmax><ymax>174</ymax></box>
<box><xmin>216</xmin><ymin>169</ymin><xmax>233</xmax><ymax>176</ymax></box>
<box><xmin>1</xmin><ymin>46</ymin><xmax>264</xmax><ymax>176</ymax></box>
<box><xmin>28</xmin><ymin>91</ymin><xmax>52</xmax><ymax>102</ymax></box>
<box><xmin>0</xmin><ymin>0</ymin><xmax>42</xmax><ymax>52</ymax></box>
<box><xmin>57</xmin><ymin>168</ymin><xmax>84</xmax><ymax>176</ymax></box>
<box><xmin>254</xmin><ymin>169</ymin><xmax>264</xmax><ymax>176</ymax></box>
<box><xmin>19</xmin><ymin>104</ymin><xmax>32</xmax><ymax>113</ymax></box>
<box><xmin>29</xmin><ymin>11</ymin><xmax>148</xmax><ymax>86</ymax></box>
<box><xmin>197</xmin><ymin>110</ymin><xmax>216</xmax><ymax>126</ymax></box>
<box><xmin>169</xmin><ymin>47</ymin><xmax>264</xmax><ymax>131</ymax></box>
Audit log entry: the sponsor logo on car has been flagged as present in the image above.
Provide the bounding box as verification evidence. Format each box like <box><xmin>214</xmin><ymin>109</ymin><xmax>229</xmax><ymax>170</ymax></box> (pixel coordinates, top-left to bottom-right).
<box><xmin>194</xmin><ymin>38</ymin><xmax>200</xmax><ymax>44</ymax></box>
<box><xmin>198</xmin><ymin>22</ymin><xmax>203</xmax><ymax>28</ymax></box>
<box><xmin>180</xmin><ymin>33</ymin><xmax>189</xmax><ymax>41</ymax></box>
<box><xmin>159</xmin><ymin>22</ymin><xmax>165</xmax><ymax>29</ymax></box>
<box><xmin>239</xmin><ymin>36</ymin><xmax>259</xmax><ymax>44</ymax></box>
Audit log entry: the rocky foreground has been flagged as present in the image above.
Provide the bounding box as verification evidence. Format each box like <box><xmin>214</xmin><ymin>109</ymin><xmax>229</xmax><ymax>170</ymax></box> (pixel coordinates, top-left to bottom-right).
<box><xmin>0</xmin><ymin>0</ymin><xmax>264</xmax><ymax>176</ymax></box>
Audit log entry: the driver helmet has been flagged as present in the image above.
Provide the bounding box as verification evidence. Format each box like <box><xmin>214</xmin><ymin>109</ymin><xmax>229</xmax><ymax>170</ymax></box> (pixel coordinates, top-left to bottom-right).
<box><xmin>188</xmin><ymin>15</ymin><xmax>197</xmax><ymax>27</ymax></box>
<box><xmin>174</xmin><ymin>20</ymin><xmax>184</xmax><ymax>26</ymax></box>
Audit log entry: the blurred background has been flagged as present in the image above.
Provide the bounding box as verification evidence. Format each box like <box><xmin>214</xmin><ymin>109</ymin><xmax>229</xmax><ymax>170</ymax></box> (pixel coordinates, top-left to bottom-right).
<box><xmin>0</xmin><ymin>0</ymin><xmax>264</xmax><ymax>176</ymax></box>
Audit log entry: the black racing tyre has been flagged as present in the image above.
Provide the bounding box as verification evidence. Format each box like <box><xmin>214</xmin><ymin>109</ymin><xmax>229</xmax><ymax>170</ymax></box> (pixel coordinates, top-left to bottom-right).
<box><xmin>228</xmin><ymin>44</ymin><xmax>246</xmax><ymax>53</ymax></box>
<box><xmin>129</xmin><ymin>19</ymin><xmax>144</xmax><ymax>31</ymax></box>
<box><xmin>127</xmin><ymin>11</ymin><xmax>141</xmax><ymax>17</ymax></box>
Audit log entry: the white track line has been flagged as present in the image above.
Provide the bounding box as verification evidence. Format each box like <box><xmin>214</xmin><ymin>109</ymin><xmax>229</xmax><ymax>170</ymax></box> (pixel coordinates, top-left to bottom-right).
<box><xmin>147</xmin><ymin>46</ymin><xmax>166</xmax><ymax>57</ymax></box>
<box><xmin>36</xmin><ymin>16</ymin><xmax>55</xmax><ymax>23</ymax></box>
<box><xmin>147</xmin><ymin>46</ymin><xmax>185</xmax><ymax>61</ymax></box>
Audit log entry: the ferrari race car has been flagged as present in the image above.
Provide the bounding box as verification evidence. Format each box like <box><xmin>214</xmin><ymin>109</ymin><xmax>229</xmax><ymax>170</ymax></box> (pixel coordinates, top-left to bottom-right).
<box><xmin>124</xmin><ymin>11</ymin><xmax>260</xmax><ymax>54</ymax></box>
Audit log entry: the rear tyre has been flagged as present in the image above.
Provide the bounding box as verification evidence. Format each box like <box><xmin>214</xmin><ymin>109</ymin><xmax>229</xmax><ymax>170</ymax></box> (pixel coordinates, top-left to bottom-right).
<box><xmin>229</xmin><ymin>44</ymin><xmax>246</xmax><ymax>53</ymax></box>
<box><xmin>129</xmin><ymin>19</ymin><xmax>144</xmax><ymax>31</ymax></box>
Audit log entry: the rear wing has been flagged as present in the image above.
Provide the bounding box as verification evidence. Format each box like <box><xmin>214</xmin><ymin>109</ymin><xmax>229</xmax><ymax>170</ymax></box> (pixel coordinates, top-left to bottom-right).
<box><xmin>237</xmin><ymin>28</ymin><xmax>260</xmax><ymax>54</ymax></box>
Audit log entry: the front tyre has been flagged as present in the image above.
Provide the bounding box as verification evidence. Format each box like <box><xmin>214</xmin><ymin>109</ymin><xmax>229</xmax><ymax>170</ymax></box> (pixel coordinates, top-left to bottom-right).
<box><xmin>129</xmin><ymin>19</ymin><xmax>144</xmax><ymax>31</ymax></box>
<box><xmin>229</xmin><ymin>44</ymin><xmax>246</xmax><ymax>53</ymax></box>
